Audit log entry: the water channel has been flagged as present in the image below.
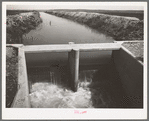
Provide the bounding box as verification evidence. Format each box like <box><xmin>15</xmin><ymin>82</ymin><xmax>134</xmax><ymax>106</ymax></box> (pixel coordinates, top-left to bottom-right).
<box><xmin>23</xmin><ymin>12</ymin><xmax>114</xmax><ymax>45</ymax></box>
<box><xmin>23</xmin><ymin>12</ymin><xmax>125</xmax><ymax>108</ymax></box>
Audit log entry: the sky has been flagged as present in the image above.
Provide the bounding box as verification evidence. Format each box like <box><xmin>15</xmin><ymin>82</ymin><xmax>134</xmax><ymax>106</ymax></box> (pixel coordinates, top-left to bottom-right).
<box><xmin>6</xmin><ymin>2</ymin><xmax>144</xmax><ymax>10</ymax></box>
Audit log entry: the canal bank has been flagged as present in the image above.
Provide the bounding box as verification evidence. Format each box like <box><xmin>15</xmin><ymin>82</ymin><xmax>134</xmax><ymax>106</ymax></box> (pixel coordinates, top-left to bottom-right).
<box><xmin>46</xmin><ymin>11</ymin><xmax>143</xmax><ymax>41</ymax></box>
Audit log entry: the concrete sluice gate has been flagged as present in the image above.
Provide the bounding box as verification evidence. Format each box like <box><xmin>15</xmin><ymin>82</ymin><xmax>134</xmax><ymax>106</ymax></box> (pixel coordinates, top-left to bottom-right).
<box><xmin>24</xmin><ymin>48</ymin><xmax>143</xmax><ymax>108</ymax></box>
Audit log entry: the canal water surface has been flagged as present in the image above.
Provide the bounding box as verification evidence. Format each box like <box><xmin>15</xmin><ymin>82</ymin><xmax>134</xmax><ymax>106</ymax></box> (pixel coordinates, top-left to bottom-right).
<box><xmin>23</xmin><ymin>12</ymin><xmax>114</xmax><ymax>45</ymax></box>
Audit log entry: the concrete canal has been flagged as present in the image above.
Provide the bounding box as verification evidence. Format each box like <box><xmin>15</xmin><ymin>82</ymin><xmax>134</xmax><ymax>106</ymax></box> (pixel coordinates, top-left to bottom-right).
<box><xmin>23</xmin><ymin>12</ymin><xmax>128</xmax><ymax>108</ymax></box>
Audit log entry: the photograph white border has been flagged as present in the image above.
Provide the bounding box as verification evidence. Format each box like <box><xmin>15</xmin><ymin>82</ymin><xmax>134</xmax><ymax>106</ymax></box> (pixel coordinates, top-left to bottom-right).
<box><xmin>2</xmin><ymin>2</ymin><xmax>148</xmax><ymax>120</ymax></box>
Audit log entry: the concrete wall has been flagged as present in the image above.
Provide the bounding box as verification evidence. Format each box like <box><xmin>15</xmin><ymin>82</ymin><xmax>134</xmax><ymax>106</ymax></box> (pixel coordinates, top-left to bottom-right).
<box><xmin>11</xmin><ymin>48</ymin><xmax>30</xmax><ymax>108</ymax></box>
<box><xmin>112</xmin><ymin>48</ymin><xmax>143</xmax><ymax>108</ymax></box>
<box><xmin>25</xmin><ymin>51</ymin><xmax>112</xmax><ymax>67</ymax></box>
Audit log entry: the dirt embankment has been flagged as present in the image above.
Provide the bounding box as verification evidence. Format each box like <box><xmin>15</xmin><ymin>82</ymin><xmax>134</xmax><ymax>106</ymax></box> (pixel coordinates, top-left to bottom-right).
<box><xmin>7</xmin><ymin>11</ymin><xmax>43</xmax><ymax>44</ymax></box>
<box><xmin>6</xmin><ymin>47</ymin><xmax>18</xmax><ymax>107</ymax></box>
<box><xmin>46</xmin><ymin>11</ymin><xmax>143</xmax><ymax>41</ymax></box>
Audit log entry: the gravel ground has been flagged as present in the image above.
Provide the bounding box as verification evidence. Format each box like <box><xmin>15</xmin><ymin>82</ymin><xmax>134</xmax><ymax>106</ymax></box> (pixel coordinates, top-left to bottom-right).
<box><xmin>6</xmin><ymin>47</ymin><xmax>18</xmax><ymax>107</ymax></box>
<box><xmin>122</xmin><ymin>42</ymin><xmax>144</xmax><ymax>62</ymax></box>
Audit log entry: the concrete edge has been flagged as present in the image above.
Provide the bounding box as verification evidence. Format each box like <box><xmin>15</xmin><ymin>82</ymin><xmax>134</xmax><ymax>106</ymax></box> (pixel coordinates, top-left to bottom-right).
<box><xmin>114</xmin><ymin>40</ymin><xmax>143</xmax><ymax>43</ymax></box>
<box><xmin>121</xmin><ymin>46</ymin><xmax>143</xmax><ymax>66</ymax></box>
<box><xmin>11</xmin><ymin>47</ymin><xmax>31</xmax><ymax>108</ymax></box>
<box><xmin>6</xmin><ymin>44</ymin><xmax>24</xmax><ymax>50</ymax></box>
<box><xmin>114</xmin><ymin>41</ymin><xmax>144</xmax><ymax>66</ymax></box>
<box><xmin>23</xmin><ymin>43</ymin><xmax>121</xmax><ymax>53</ymax></box>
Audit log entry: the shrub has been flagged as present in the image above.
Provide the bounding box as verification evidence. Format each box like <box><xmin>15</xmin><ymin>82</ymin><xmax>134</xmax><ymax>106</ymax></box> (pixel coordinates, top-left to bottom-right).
<box><xmin>6</xmin><ymin>12</ymin><xmax>42</xmax><ymax>44</ymax></box>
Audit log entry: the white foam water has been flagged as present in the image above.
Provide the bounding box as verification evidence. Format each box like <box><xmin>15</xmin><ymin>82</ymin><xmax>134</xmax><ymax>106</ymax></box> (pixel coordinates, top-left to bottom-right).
<box><xmin>30</xmin><ymin>82</ymin><xmax>93</xmax><ymax>108</ymax></box>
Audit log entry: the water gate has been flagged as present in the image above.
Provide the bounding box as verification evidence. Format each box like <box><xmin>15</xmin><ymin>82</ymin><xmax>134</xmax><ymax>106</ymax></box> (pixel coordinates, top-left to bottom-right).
<box><xmin>8</xmin><ymin>41</ymin><xmax>143</xmax><ymax>108</ymax></box>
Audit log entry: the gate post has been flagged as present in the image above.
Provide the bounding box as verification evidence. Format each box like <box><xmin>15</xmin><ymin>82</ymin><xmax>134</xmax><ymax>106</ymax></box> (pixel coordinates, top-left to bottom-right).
<box><xmin>68</xmin><ymin>42</ymin><xmax>80</xmax><ymax>92</ymax></box>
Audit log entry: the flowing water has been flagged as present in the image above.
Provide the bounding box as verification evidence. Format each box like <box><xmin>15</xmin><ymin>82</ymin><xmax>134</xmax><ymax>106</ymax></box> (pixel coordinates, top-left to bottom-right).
<box><xmin>29</xmin><ymin>70</ymin><xmax>111</xmax><ymax>108</ymax></box>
